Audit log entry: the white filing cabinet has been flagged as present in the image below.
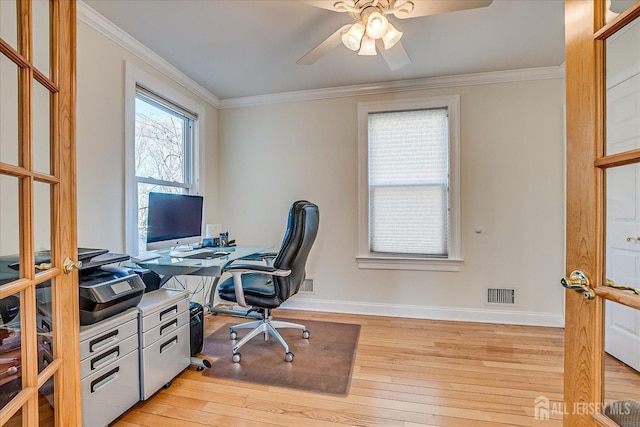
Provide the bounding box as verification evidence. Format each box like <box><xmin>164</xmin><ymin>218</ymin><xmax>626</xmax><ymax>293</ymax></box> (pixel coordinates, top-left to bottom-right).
<box><xmin>137</xmin><ymin>288</ymin><xmax>190</xmax><ymax>400</ymax></box>
<box><xmin>79</xmin><ymin>307</ymin><xmax>139</xmax><ymax>427</ymax></box>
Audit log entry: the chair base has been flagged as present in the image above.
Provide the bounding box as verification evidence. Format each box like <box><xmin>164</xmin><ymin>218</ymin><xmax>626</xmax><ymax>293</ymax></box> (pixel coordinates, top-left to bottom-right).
<box><xmin>229</xmin><ymin>309</ymin><xmax>309</xmax><ymax>362</ymax></box>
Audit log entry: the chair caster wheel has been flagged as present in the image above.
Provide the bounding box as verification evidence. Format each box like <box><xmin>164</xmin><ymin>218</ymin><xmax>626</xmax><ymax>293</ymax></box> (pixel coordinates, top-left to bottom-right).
<box><xmin>302</xmin><ymin>329</ymin><xmax>310</xmax><ymax>339</ymax></box>
<box><xmin>232</xmin><ymin>352</ymin><xmax>241</xmax><ymax>363</ymax></box>
<box><xmin>230</xmin><ymin>330</ymin><xmax>237</xmax><ymax>340</ymax></box>
<box><xmin>285</xmin><ymin>352</ymin><xmax>294</xmax><ymax>362</ymax></box>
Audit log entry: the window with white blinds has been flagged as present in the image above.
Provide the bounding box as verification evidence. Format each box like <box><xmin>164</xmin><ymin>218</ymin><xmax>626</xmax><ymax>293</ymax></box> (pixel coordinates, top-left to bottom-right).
<box><xmin>357</xmin><ymin>96</ymin><xmax>462</xmax><ymax>271</ymax></box>
<box><xmin>368</xmin><ymin>108</ymin><xmax>449</xmax><ymax>256</ymax></box>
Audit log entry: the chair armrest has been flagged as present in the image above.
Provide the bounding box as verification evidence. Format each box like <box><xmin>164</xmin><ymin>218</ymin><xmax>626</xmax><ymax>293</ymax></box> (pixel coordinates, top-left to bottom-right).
<box><xmin>222</xmin><ymin>263</ymin><xmax>290</xmax><ymax>276</ymax></box>
<box><xmin>239</xmin><ymin>252</ymin><xmax>278</xmax><ymax>266</ymax></box>
<box><xmin>222</xmin><ymin>264</ymin><xmax>291</xmax><ymax>307</ymax></box>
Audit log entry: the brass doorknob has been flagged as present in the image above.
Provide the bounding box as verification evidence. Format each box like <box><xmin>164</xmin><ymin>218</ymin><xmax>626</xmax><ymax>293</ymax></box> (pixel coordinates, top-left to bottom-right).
<box><xmin>63</xmin><ymin>257</ymin><xmax>82</xmax><ymax>274</ymax></box>
<box><xmin>561</xmin><ymin>270</ymin><xmax>595</xmax><ymax>299</ymax></box>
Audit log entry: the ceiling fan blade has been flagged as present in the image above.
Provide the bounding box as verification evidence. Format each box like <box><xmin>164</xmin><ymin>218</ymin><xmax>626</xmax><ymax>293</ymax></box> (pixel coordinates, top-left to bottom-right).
<box><xmin>297</xmin><ymin>24</ymin><xmax>351</xmax><ymax>65</ymax></box>
<box><xmin>393</xmin><ymin>0</ymin><xmax>493</xmax><ymax>19</ymax></box>
<box><xmin>376</xmin><ymin>39</ymin><xmax>410</xmax><ymax>71</ymax></box>
<box><xmin>298</xmin><ymin>0</ymin><xmax>351</xmax><ymax>12</ymax></box>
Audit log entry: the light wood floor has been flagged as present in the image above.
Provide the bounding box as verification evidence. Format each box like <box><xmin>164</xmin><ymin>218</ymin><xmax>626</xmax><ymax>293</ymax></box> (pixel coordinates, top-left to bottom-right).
<box><xmin>113</xmin><ymin>309</ymin><xmax>640</xmax><ymax>427</ymax></box>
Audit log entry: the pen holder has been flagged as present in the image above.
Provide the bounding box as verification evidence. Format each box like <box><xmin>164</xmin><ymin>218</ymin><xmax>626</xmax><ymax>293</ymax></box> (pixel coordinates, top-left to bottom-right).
<box><xmin>219</xmin><ymin>232</ymin><xmax>229</xmax><ymax>247</ymax></box>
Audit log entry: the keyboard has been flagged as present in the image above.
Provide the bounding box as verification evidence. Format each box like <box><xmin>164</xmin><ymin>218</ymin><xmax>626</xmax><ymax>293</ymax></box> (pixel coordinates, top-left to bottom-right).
<box><xmin>183</xmin><ymin>252</ymin><xmax>228</xmax><ymax>260</ymax></box>
<box><xmin>169</xmin><ymin>248</ymin><xmax>214</xmax><ymax>258</ymax></box>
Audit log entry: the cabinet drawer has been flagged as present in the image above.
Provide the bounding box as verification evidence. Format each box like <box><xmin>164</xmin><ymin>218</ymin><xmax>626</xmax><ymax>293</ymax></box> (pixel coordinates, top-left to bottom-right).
<box><xmin>140</xmin><ymin>323</ymin><xmax>190</xmax><ymax>400</ymax></box>
<box><xmin>80</xmin><ymin>315</ymin><xmax>138</xmax><ymax>360</ymax></box>
<box><xmin>140</xmin><ymin>310</ymin><xmax>189</xmax><ymax>349</ymax></box>
<box><xmin>81</xmin><ymin>349</ymin><xmax>139</xmax><ymax>427</ymax></box>
<box><xmin>140</xmin><ymin>296</ymin><xmax>188</xmax><ymax>332</ymax></box>
<box><xmin>80</xmin><ymin>333</ymin><xmax>138</xmax><ymax>379</ymax></box>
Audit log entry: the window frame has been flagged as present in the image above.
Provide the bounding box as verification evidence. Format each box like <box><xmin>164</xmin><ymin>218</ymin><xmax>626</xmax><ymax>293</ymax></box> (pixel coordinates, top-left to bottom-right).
<box><xmin>124</xmin><ymin>62</ymin><xmax>206</xmax><ymax>255</ymax></box>
<box><xmin>357</xmin><ymin>95</ymin><xmax>463</xmax><ymax>271</ymax></box>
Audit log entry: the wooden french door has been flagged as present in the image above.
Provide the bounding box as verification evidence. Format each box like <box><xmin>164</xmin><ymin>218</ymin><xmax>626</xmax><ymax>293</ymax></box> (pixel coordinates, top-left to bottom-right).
<box><xmin>564</xmin><ymin>0</ymin><xmax>640</xmax><ymax>426</ymax></box>
<box><xmin>0</xmin><ymin>0</ymin><xmax>81</xmax><ymax>425</ymax></box>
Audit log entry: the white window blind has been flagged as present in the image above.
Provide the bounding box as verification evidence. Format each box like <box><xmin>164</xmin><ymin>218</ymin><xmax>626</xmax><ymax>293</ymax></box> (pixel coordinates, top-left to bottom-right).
<box><xmin>368</xmin><ymin>108</ymin><xmax>449</xmax><ymax>256</ymax></box>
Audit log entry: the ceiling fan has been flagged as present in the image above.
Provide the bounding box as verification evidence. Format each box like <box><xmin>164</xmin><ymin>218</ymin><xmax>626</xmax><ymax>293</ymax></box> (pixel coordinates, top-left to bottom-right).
<box><xmin>297</xmin><ymin>0</ymin><xmax>494</xmax><ymax>71</ymax></box>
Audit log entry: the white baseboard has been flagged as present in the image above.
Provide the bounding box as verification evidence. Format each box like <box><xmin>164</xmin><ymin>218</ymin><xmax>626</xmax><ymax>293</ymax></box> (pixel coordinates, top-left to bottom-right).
<box><xmin>281</xmin><ymin>297</ymin><xmax>565</xmax><ymax>328</ymax></box>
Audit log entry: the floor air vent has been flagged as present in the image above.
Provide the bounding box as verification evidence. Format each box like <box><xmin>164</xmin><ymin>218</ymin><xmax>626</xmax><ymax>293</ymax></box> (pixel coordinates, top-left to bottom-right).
<box><xmin>487</xmin><ymin>288</ymin><xmax>516</xmax><ymax>305</ymax></box>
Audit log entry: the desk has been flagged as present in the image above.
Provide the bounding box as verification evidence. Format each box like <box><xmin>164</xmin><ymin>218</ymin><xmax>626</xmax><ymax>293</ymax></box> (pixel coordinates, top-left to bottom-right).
<box><xmin>134</xmin><ymin>246</ymin><xmax>270</xmax><ymax>370</ymax></box>
<box><xmin>135</xmin><ymin>246</ymin><xmax>270</xmax><ymax>287</ymax></box>
<box><xmin>135</xmin><ymin>245</ymin><xmax>271</xmax><ymax>315</ymax></box>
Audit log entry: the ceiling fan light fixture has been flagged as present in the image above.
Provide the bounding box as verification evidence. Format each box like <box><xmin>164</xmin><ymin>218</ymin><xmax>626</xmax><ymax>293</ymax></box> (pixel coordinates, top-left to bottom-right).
<box><xmin>358</xmin><ymin>36</ymin><xmax>377</xmax><ymax>56</ymax></box>
<box><xmin>365</xmin><ymin>11</ymin><xmax>388</xmax><ymax>39</ymax></box>
<box><xmin>341</xmin><ymin>22</ymin><xmax>365</xmax><ymax>51</ymax></box>
<box><xmin>381</xmin><ymin>23</ymin><xmax>402</xmax><ymax>49</ymax></box>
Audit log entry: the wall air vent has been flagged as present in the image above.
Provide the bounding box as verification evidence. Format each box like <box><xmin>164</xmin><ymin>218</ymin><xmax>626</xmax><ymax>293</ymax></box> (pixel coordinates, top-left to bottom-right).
<box><xmin>301</xmin><ymin>278</ymin><xmax>314</xmax><ymax>293</ymax></box>
<box><xmin>486</xmin><ymin>288</ymin><xmax>516</xmax><ymax>305</ymax></box>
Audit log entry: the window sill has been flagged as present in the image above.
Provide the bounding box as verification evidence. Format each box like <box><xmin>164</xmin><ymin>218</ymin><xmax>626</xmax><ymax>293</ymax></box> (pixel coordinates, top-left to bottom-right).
<box><xmin>356</xmin><ymin>255</ymin><xmax>464</xmax><ymax>272</ymax></box>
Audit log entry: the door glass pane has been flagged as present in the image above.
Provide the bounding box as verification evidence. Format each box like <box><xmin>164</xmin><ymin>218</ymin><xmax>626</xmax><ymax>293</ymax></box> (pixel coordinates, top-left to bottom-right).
<box><xmin>4</xmin><ymin>407</ymin><xmax>22</xmax><ymax>427</ymax></box>
<box><xmin>604</xmin><ymin>344</ymin><xmax>640</xmax><ymax>423</ymax></box>
<box><xmin>0</xmin><ymin>291</ymin><xmax>23</xmax><ymax>409</ymax></box>
<box><xmin>35</xmin><ymin>281</ymin><xmax>52</xmax><ymax>376</ymax></box>
<box><xmin>604</xmin><ymin>162</ymin><xmax>640</xmax><ymax>423</ymax></box>
<box><xmin>38</xmin><ymin>377</ymin><xmax>55</xmax><ymax>426</ymax></box>
<box><xmin>606</xmin><ymin>1</ymin><xmax>640</xmax><ymax>24</ymax></box>
<box><xmin>0</xmin><ymin>175</ymin><xmax>20</xmax><ymax>284</ymax></box>
<box><xmin>33</xmin><ymin>80</ymin><xmax>51</xmax><ymax>175</ymax></box>
<box><xmin>34</xmin><ymin>181</ymin><xmax>51</xmax><ymax>255</ymax></box>
<box><xmin>32</xmin><ymin>0</ymin><xmax>51</xmax><ymax>78</ymax></box>
<box><xmin>0</xmin><ymin>0</ymin><xmax>17</xmax><ymax>51</ymax></box>
<box><xmin>0</xmin><ymin>55</ymin><xmax>19</xmax><ymax>167</ymax></box>
<box><xmin>605</xmin><ymin>15</ymin><xmax>640</xmax><ymax>156</ymax></box>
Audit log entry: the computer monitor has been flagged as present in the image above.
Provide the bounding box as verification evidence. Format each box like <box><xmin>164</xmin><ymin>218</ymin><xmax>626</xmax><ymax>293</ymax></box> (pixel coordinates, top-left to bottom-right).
<box><xmin>146</xmin><ymin>192</ymin><xmax>204</xmax><ymax>252</ymax></box>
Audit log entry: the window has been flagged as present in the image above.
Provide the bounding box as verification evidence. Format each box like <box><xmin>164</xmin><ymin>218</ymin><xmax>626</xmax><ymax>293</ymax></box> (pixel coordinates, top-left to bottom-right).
<box><xmin>357</xmin><ymin>95</ymin><xmax>462</xmax><ymax>271</ymax></box>
<box><xmin>125</xmin><ymin>62</ymin><xmax>206</xmax><ymax>255</ymax></box>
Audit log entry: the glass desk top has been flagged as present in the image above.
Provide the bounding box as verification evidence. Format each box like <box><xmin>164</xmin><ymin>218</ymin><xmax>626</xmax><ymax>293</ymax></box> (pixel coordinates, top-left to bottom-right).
<box><xmin>133</xmin><ymin>246</ymin><xmax>271</xmax><ymax>279</ymax></box>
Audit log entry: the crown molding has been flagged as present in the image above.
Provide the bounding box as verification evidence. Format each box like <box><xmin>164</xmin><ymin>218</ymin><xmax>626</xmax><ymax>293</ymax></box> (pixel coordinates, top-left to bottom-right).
<box><xmin>77</xmin><ymin>1</ymin><xmax>221</xmax><ymax>108</ymax></box>
<box><xmin>220</xmin><ymin>65</ymin><xmax>566</xmax><ymax>109</ymax></box>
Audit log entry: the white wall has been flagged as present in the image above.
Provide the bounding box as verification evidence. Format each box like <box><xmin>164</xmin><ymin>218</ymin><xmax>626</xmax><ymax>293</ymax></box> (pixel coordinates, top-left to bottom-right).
<box><xmin>219</xmin><ymin>79</ymin><xmax>566</xmax><ymax>326</ymax></box>
<box><xmin>74</xmin><ymin>14</ymin><xmax>566</xmax><ymax>326</ymax></box>
<box><xmin>76</xmin><ymin>20</ymin><xmax>220</xmax><ymax>253</ymax></box>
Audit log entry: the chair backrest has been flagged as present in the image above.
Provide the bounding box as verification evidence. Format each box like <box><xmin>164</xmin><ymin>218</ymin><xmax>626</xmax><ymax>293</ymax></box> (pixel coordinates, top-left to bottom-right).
<box><xmin>273</xmin><ymin>201</ymin><xmax>319</xmax><ymax>302</ymax></box>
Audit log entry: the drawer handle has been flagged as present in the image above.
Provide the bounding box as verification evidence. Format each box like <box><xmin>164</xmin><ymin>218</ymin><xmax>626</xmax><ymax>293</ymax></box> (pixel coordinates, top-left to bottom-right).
<box><xmin>160</xmin><ymin>319</ymin><xmax>178</xmax><ymax>335</ymax></box>
<box><xmin>159</xmin><ymin>336</ymin><xmax>178</xmax><ymax>354</ymax></box>
<box><xmin>90</xmin><ymin>367</ymin><xmax>120</xmax><ymax>393</ymax></box>
<box><xmin>89</xmin><ymin>330</ymin><xmax>118</xmax><ymax>353</ymax></box>
<box><xmin>159</xmin><ymin>305</ymin><xmax>178</xmax><ymax>321</ymax></box>
<box><xmin>90</xmin><ymin>346</ymin><xmax>119</xmax><ymax>371</ymax></box>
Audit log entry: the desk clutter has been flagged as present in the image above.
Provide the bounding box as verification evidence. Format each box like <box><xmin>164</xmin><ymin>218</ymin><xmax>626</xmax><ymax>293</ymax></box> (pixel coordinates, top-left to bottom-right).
<box><xmin>0</xmin><ymin>248</ymin><xmax>202</xmax><ymax>427</ymax></box>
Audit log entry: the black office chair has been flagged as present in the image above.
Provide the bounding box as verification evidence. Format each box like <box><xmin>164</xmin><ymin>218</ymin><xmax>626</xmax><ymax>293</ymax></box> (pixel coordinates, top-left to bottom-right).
<box><xmin>217</xmin><ymin>201</ymin><xmax>319</xmax><ymax>363</ymax></box>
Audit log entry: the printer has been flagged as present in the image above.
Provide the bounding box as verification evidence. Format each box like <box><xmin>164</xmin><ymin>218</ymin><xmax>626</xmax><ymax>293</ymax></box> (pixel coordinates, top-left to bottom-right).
<box><xmin>76</xmin><ymin>253</ymin><xmax>146</xmax><ymax>325</ymax></box>
<box><xmin>0</xmin><ymin>248</ymin><xmax>147</xmax><ymax>326</ymax></box>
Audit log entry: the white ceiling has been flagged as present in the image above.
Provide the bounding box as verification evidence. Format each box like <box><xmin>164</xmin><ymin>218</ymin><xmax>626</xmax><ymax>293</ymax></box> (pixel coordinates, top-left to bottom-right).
<box><xmin>82</xmin><ymin>0</ymin><xmax>566</xmax><ymax>100</ymax></box>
